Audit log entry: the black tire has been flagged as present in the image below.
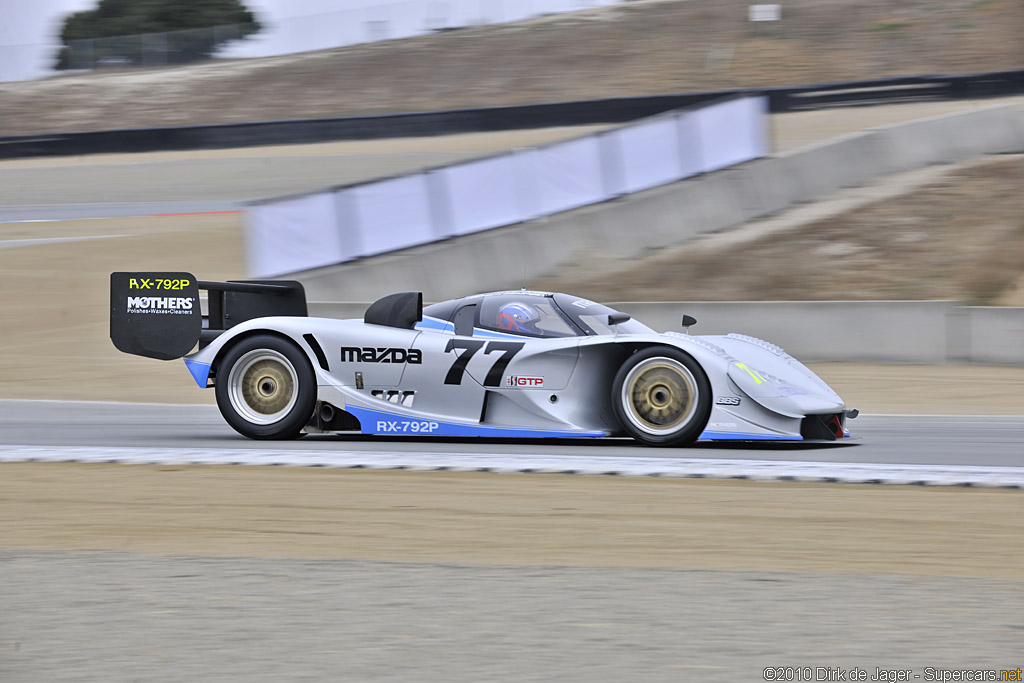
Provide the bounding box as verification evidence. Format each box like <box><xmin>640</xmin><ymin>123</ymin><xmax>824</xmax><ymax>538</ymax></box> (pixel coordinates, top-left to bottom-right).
<box><xmin>214</xmin><ymin>334</ymin><xmax>317</xmax><ymax>440</ymax></box>
<box><xmin>611</xmin><ymin>347</ymin><xmax>712</xmax><ymax>447</ymax></box>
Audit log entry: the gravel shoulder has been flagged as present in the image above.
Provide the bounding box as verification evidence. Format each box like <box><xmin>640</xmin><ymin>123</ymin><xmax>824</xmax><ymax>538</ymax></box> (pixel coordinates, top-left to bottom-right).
<box><xmin>4</xmin><ymin>549</ymin><xmax>1021</xmax><ymax>683</ymax></box>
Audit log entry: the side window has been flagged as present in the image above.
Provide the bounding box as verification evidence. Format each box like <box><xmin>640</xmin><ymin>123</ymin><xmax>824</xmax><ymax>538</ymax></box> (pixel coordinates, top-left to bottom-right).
<box><xmin>479</xmin><ymin>296</ymin><xmax>579</xmax><ymax>338</ymax></box>
<box><xmin>452</xmin><ymin>304</ymin><xmax>477</xmax><ymax>336</ymax></box>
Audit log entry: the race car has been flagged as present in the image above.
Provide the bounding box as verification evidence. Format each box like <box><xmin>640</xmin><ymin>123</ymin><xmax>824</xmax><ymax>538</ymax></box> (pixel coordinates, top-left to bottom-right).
<box><xmin>110</xmin><ymin>272</ymin><xmax>855</xmax><ymax>446</ymax></box>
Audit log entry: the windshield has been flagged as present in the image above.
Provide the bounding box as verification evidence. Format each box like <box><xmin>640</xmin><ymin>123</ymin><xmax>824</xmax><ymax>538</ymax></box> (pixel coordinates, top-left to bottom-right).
<box><xmin>552</xmin><ymin>294</ymin><xmax>654</xmax><ymax>336</ymax></box>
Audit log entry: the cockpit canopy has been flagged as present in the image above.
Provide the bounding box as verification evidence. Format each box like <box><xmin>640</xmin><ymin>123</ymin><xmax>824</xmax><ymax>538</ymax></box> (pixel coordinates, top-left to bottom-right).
<box><xmin>422</xmin><ymin>291</ymin><xmax>653</xmax><ymax>338</ymax></box>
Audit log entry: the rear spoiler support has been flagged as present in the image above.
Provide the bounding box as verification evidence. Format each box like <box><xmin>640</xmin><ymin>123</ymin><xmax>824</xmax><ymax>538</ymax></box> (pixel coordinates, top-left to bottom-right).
<box><xmin>199</xmin><ymin>279</ymin><xmax>306</xmax><ymax>330</ymax></box>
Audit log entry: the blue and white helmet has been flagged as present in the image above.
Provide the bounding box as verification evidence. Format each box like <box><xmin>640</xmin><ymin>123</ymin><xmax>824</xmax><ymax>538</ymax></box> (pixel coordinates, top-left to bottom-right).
<box><xmin>496</xmin><ymin>302</ymin><xmax>540</xmax><ymax>334</ymax></box>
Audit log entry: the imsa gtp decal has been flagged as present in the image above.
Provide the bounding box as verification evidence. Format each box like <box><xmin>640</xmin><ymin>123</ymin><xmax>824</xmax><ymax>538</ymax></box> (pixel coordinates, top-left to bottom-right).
<box><xmin>506</xmin><ymin>375</ymin><xmax>544</xmax><ymax>388</ymax></box>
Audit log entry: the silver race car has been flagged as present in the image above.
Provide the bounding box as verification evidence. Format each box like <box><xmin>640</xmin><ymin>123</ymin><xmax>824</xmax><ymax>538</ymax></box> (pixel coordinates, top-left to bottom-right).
<box><xmin>110</xmin><ymin>272</ymin><xmax>855</xmax><ymax>446</ymax></box>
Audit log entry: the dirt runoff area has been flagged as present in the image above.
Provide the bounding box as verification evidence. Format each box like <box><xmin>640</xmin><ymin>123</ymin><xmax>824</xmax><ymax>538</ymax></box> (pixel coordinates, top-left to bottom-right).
<box><xmin>2</xmin><ymin>0</ymin><xmax>1024</xmax><ymax>135</ymax></box>
<box><xmin>2</xmin><ymin>463</ymin><xmax>1022</xmax><ymax>580</ymax></box>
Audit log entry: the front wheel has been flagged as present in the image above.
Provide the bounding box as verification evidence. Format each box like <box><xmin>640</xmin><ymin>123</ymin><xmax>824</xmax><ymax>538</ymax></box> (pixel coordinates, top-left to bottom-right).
<box><xmin>215</xmin><ymin>334</ymin><xmax>317</xmax><ymax>439</ymax></box>
<box><xmin>611</xmin><ymin>347</ymin><xmax>712</xmax><ymax>447</ymax></box>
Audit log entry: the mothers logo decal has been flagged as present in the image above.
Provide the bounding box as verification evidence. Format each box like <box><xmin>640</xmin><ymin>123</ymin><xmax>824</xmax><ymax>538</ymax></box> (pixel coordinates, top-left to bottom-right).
<box><xmin>126</xmin><ymin>296</ymin><xmax>195</xmax><ymax>314</ymax></box>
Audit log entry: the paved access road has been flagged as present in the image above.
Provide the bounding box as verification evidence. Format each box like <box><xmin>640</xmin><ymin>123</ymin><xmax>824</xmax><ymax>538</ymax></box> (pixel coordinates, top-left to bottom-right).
<box><xmin>2</xmin><ymin>400</ymin><xmax>1022</xmax><ymax>467</ymax></box>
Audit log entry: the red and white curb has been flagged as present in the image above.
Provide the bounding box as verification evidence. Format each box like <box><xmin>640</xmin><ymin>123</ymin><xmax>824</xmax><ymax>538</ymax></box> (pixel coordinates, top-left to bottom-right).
<box><xmin>1</xmin><ymin>445</ymin><xmax>1022</xmax><ymax>488</ymax></box>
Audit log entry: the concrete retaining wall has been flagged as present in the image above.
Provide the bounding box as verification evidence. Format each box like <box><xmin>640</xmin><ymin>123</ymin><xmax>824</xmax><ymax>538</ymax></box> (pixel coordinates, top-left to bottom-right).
<box><xmin>297</xmin><ymin>102</ymin><xmax>1024</xmax><ymax>303</ymax></box>
<box><xmin>306</xmin><ymin>300</ymin><xmax>1023</xmax><ymax>365</ymax></box>
<box><xmin>959</xmin><ymin>307</ymin><xmax>1024</xmax><ymax>365</ymax></box>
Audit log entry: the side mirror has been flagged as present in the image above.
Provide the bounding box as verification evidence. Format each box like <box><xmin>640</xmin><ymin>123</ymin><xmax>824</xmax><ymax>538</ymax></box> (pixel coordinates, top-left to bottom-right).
<box><xmin>607</xmin><ymin>312</ymin><xmax>631</xmax><ymax>326</ymax></box>
<box><xmin>681</xmin><ymin>315</ymin><xmax>697</xmax><ymax>333</ymax></box>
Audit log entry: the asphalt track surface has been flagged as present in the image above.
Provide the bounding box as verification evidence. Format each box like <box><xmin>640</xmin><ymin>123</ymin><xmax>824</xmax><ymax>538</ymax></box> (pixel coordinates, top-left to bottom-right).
<box><xmin>3</xmin><ymin>399</ymin><xmax>1022</xmax><ymax>467</ymax></box>
<box><xmin>0</xmin><ymin>152</ymin><xmax>481</xmax><ymax>221</ymax></box>
<box><xmin>0</xmin><ymin>126</ymin><xmax>610</xmax><ymax>221</ymax></box>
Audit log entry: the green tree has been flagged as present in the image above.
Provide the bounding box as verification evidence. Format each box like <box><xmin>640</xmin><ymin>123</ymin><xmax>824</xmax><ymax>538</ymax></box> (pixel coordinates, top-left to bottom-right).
<box><xmin>56</xmin><ymin>0</ymin><xmax>261</xmax><ymax>69</ymax></box>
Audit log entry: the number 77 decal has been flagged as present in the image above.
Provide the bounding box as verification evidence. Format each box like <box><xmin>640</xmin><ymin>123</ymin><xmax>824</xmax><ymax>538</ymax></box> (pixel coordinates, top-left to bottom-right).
<box><xmin>444</xmin><ymin>339</ymin><xmax>524</xmax><ymax>386</ymax></box>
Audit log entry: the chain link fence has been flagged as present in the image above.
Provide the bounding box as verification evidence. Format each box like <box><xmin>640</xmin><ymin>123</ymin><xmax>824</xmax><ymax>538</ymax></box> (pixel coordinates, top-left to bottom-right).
<box><xmin>63</xmin><ymin>24</ymin><xmax>252</xmax><ymax>70</ymax></box>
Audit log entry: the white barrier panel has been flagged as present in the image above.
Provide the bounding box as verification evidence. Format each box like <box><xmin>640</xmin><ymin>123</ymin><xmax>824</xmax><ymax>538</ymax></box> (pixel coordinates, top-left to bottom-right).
<box><xmin>695</xmin><ymin>96</ymin><xmax>768</xmax><ymax>172</ymax></box>
<box><xmin>611</xmin><ymin>114</ymin><xmax>686</xmax><ymax>194</ymax></box>
<box><xmin>349</xmin><ymin>173</ymin><xmax>436</xmax><ymax>257</ymax></box>
<box><xmin>521</xmin><ymin>135</ymin><xmax>608</xmax><ymax>217</ymax></box>
<box><xmin>246</xmin><ymin>192</ymin><xmax>344</xmax><ymax>278</ymax></box>
<box><xmin>247</xmin><ymin>95</ymin><xmax>769</xmax><ymax>276</ymax></box>
<box><xmin>441</xmin><ymin>154</ymin><xmax>527</xmax><ymax>236</ymax></box>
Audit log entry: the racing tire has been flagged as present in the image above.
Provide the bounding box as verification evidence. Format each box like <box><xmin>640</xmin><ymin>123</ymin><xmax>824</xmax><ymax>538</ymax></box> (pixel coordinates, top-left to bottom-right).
<box><xmin>611</xmin><ymin>347</ymin><xmax>712</xmax><ymax>447</ymax></box>
<box><xmin>215</xmin><ymin>334</ymin><xmax>317</xmax><ymax>440</ymax></box>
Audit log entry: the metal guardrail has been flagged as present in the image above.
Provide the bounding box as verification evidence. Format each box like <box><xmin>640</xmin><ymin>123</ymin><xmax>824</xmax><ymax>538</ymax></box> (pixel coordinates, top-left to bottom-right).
<box><xmin>1</xmin><ymin>69</ymin><xmax>1022</xmax><ymax>159</ymax></box>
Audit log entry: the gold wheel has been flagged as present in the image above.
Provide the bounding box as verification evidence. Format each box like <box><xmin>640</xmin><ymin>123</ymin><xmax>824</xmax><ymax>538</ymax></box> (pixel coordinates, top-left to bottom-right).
<box><xmin>227</xmin><ymin>349</ymin><xmax>299</xmax><ymax>425</ymax></box>
<box><xmin>621</xmin><ymin>357</ymin><xmax>698</xmax><ymax>436</ymax></box>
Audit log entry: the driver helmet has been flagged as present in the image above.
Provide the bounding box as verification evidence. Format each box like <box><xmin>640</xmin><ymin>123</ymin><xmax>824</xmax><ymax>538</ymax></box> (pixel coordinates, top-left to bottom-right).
<box><xmin>496</xmin><ymin>302</ymin><xmax>540</xmax><ymax>334</ymax></box>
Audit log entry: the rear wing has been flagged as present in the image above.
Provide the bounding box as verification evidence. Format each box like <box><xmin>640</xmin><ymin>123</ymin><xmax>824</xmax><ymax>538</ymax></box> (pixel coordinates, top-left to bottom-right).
<box><xmin>110</xmin><ymin>272</ymin><xmax>306</xmax><ymax>360</ymax></box>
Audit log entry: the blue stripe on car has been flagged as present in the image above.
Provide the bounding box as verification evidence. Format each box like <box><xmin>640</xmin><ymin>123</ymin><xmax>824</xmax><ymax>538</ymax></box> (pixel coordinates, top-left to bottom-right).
<box><xmin>346</xmin><ymin>405</ymin><xmax>605</xmax><ymax>438</ymax></box>
<box><xmin>699</xmin><ymin>430</ymin><xmax>802</xmax><ymax>441</ymax></box>
<box><xmin>414</xmin><ymin>316</ymin><xmax>454</xmax><ymax>332</ymax></box>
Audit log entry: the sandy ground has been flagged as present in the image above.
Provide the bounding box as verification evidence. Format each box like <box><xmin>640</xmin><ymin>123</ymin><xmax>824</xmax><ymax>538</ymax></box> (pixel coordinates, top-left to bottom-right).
<box><xmin>0</xmin><ymin>214</ymin><xmax>243</xmax><ymax>404</ymax></box>
<box><xmin>2</xmin><ymin>463</ymin><xmax>1021</xmax><ymax>579</ymax></box>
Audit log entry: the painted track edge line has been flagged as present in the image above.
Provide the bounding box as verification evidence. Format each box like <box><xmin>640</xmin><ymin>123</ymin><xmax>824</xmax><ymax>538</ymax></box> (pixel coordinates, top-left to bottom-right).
<box><xmin>1</xmin><ymin>445</ymin><xmax>1021</xmax><ymax>489</ymax></box>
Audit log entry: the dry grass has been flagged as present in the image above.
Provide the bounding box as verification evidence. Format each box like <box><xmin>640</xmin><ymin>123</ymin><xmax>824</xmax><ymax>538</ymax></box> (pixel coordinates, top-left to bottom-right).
<box><xmin>534</xmin><ymin>156</ymin><xmax>1024</xmax><ymax>303</ymax></box>
<box><xmin>1</xmin><ymin>0</ymin><xmax>1023</xmax><ymax>135</ymax></box>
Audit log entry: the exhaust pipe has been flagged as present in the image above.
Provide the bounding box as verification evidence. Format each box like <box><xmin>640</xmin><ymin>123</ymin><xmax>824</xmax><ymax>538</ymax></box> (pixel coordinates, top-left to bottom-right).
<box><xmin>319</xmin><ymin>403</ymin><xmax>336</xmax><ymax>424</ymax></box>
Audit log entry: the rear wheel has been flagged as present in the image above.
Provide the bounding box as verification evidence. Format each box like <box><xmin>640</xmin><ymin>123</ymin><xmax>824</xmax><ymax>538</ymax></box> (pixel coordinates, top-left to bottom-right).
<box><xmin>215</xmin><ymin>335</ymin><xmax>316</xmax><ymax>439</ymax></box>
<box><xmin>612</xmin><ymin>347</ymin><xmax>711</xmax><ymax>447</ymax></box>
